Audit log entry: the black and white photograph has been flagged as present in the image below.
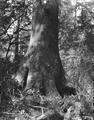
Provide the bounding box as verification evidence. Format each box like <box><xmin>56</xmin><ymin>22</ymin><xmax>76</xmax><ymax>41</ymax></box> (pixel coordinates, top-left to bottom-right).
<box><xmin>0</xmin><ymin>0</ymin><xmax>93</xmax><ymax>120</ymax></box>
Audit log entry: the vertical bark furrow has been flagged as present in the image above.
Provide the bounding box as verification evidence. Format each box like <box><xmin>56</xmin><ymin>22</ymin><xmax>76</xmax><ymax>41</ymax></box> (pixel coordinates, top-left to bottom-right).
<box><xmin>15</xmin><ymin>0</ymin><xmax>66</xmax><ymax>106</ymax></box>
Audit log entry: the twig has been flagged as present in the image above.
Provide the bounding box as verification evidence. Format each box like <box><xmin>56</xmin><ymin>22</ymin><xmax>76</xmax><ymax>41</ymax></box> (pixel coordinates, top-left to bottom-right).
<box><xmin>3</xmin><ymin>112</ymin><xmax>16</xmax><ymax>115</ymax></box>
<box><xmin>31</xmin><ymin>105</ymin><xmax>48</xmax><ymax>110</ymax></box>
<box><xmin>37</xmin><ymin>110</ymin><xmax>54</xmax><ymax>120</ymax></box>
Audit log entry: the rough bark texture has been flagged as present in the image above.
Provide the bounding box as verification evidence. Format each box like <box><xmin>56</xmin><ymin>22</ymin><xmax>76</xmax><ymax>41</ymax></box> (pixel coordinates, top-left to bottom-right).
<box><xmin>15</xmin><ymin>0</ymin><xmax>76</xmax><ymax>98</ymax></box>
<box><xmin>14</xmin><ymin>0</ymin><xmax>76</xmax><ymax>115</ymax></box>
<box><xmin>15</xmin><ymin>0</ymin><xmax>65</xmax><ymax>96</ymax></box>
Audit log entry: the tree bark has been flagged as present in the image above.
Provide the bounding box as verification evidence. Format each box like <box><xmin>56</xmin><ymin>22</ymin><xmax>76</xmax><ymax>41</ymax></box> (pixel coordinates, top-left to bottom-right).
<box><xmin>14</xmin><ymin>18</ymin><xmax>21</xmax><ymax>73</ymax></box>
<box><xmin>15</xmin><ymin>0</ymin><xmax>77</xmax><ymax>115</ymax></box>
<box><xmin>15</xmin><ymin>0</ymin><xmax>66</xmax><ymax>96</ymax></box>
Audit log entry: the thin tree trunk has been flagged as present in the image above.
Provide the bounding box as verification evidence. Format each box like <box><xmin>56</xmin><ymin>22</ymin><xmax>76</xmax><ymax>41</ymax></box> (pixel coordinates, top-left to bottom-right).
<box><xmin>14</xmin><ymin>19</ymin><xmax>20</xmax><ymax>72</ymax></box>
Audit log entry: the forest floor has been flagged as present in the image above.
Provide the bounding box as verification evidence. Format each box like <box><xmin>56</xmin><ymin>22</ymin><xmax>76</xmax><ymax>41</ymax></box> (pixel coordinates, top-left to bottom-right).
<box><xmin>0</xmin><ymin>49</ymin><xmax>94</xmax><ymax>120</ymax></box>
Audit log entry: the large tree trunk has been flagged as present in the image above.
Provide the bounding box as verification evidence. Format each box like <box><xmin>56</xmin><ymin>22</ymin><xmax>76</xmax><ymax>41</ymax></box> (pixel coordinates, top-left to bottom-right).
<box><xmin>16</xmin><ymin>0</ymin><xmax>65</xmax><ymax>96</ymax></box>
<box><xmin>15</xmin><ymin>0</ymin><xmax>75</xmax><ymax>115</ymax></box>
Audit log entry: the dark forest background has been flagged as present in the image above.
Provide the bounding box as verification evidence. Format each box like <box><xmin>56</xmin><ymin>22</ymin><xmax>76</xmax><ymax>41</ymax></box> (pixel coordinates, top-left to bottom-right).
<box><xmin>0</xmin><ymin>0</ymin><xmax>93</xmax><ymax>120</ymax></box>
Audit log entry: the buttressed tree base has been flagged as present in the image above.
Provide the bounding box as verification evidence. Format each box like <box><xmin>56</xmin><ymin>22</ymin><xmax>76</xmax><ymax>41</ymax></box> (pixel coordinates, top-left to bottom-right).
<box><xmin>15</xmin><ymin>0</ymin><xmax>76</xmax><ymax>114</ymax></box>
